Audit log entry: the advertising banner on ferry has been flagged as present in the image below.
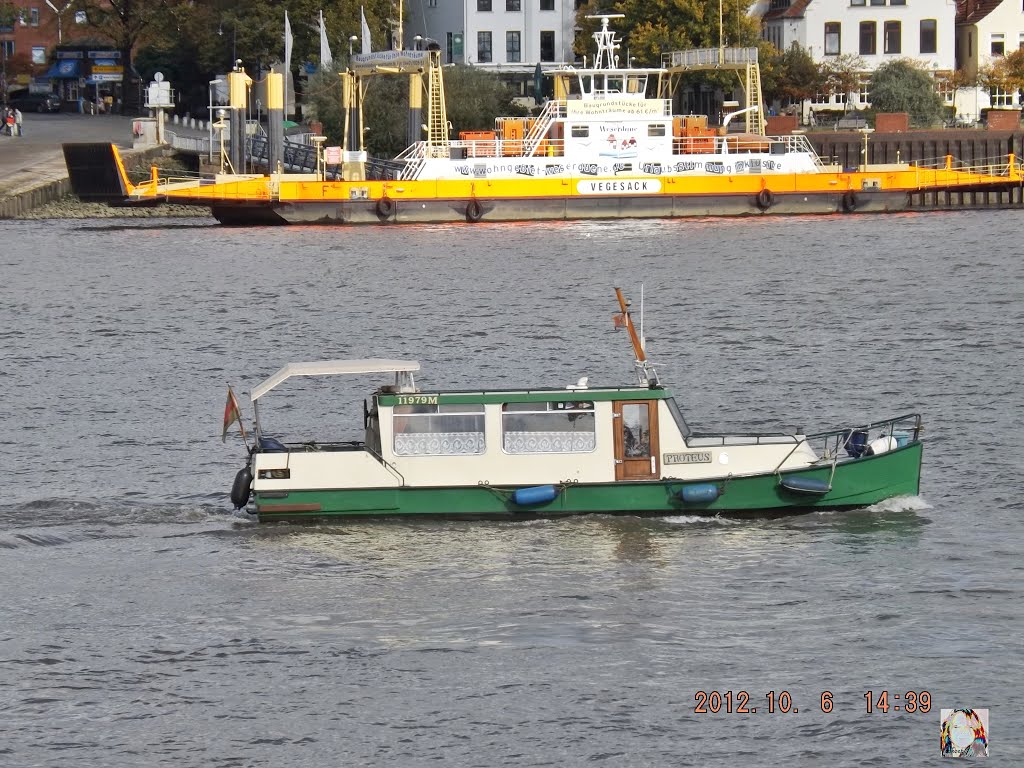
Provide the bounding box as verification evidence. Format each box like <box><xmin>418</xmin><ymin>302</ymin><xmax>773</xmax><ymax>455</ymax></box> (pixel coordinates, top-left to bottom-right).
<box><xmin>566</xmin><ymin>99</ymin><xmax>664</xmax><ymax>117</ymax></box>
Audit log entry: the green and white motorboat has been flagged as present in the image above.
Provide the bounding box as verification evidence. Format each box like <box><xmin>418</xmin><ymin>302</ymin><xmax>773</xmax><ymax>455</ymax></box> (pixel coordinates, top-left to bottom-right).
<box><xmin>227</xmin><ymin>290</ymin><xmax>923</xmax><ymax>522</ymax></box>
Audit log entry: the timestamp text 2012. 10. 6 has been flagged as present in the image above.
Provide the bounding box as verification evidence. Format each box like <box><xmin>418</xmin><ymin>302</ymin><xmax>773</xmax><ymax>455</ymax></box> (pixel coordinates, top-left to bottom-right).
<box><xmin>693</xmin><ymin>690</ymin><xmax>833</xmax><ymax>715</ymax></box>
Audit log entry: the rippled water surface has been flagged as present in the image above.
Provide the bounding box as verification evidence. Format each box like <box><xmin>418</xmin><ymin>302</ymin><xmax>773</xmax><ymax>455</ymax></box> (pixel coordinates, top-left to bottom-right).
<box><xmin>1</xmin><ymin>212</ymin><xmax>1022</xmax><ymax>766</ymax></box>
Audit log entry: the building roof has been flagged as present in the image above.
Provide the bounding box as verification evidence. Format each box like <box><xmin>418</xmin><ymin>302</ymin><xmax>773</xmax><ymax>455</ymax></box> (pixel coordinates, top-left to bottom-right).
<box><xmin>957</xmin><ymin>0</ymin><xmax>1003</xmax><ymax>25</ymax></box>
<box><xmin>763</xmin><ymin>0</ymin><xmax>811</xmax><ymax>21</ymax></box>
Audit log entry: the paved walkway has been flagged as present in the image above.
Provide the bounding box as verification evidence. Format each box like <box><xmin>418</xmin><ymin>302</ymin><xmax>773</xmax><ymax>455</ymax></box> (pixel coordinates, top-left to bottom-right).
<box><xmin>0</xmin><ymin>113</ymin><xmax>141</xmax><ymax>198</ymax></box>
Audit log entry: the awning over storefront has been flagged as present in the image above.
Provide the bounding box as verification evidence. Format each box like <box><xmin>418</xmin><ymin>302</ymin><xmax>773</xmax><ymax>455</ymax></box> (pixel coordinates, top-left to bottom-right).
<box><xmin>46</xmin><ymin>60</ymin><xmax>81</xmax><ymax>78</ymax></box>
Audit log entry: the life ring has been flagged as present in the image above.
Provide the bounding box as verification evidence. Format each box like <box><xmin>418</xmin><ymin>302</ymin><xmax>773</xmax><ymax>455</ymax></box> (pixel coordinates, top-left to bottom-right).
<box><xmin>376</xmin><ymin>196</ymin><xmax>395</xmax><ymax>219</ymax></box>
<box><xmin>841</xmin><ymin>190</ymin><xmax>859</xmax><ymax>213</ymax></box>
<box><xmin>755</xmin><ymin>188</ymin><xmax>774</xmax><ymax>210</ymax></box>
<box><xmin>465</xmin><ymin>199</ymin><xmax>483</xmax><ymax>223</ymax></box>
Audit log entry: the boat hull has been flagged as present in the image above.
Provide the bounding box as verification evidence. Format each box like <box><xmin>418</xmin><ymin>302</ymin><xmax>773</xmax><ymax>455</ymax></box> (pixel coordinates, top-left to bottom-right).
<box><xmin>218</xmin><ymin>188</ymin><xmax>911</xmax><ymax>226</ymax></box>
<box><xmin>252</xmin><ymin>441</ymin><xmax>922</xmax><ymax>522</ymax></box>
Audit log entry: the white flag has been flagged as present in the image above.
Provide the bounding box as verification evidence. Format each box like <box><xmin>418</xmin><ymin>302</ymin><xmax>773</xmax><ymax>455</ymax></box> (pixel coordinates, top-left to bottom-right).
<box><xmin>360</xmin><ymin>6</ymin><xmax>372</xmax><ymax>55</ymax></box>
<box><xmin>284</xmin><ymin>11</ymin><xmax>293</xmax><ymax>73</ymax></box>
<box><xmin>319</xmin><ymin>10</ymin><xmax>333</xmax><ymax>70</ymax></box>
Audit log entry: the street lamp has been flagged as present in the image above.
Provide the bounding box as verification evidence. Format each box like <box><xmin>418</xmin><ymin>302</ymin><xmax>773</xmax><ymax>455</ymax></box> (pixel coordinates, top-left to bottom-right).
<box><xmin>208</xmin><ymin>78</ymin><xmax>223</xmax><ymax>162</ymax></box>
<box><xmin>44</xmin><ymin>0</ymin><xmax>71</xmax><ymax>44</ymax></box>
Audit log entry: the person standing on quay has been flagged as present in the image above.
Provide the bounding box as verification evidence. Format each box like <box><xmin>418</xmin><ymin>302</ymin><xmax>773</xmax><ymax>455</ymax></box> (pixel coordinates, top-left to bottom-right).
<box><xmin>14</xmin><ymin>108</ymin><xmax>23</xmax><ymax>137</ymax></box>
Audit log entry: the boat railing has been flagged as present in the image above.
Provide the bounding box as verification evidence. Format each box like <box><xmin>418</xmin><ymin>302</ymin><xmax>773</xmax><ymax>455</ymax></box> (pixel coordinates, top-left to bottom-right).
<box><xmin>661</xmin><ymin>47</ymin><xmax>758</xmax><ymax>69</ymax></box>
<box><xmin>773</xmin><ymin>413</ymin><xmax>923</xmax><ymax>472</ymax></box>
<box><xmin>912</xmin><ymin>153</ymin><xmax>1021</xmax><ymax>179</ymax></box>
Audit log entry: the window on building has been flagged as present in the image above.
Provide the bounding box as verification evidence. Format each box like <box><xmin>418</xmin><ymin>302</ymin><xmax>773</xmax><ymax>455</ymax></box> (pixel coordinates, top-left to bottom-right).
<box><xmin>540</xmin><ymin>30</ymin><xmax>555</xmax><ymax>61</ymax></box>
<box><xmin>478</xmin><ymin>0</ymin><xmax>491</xmax><ymax>10</ymax></box>
<box><xmin>936</xmin><ymin>76</ymin><xmax>954</xmax><ymax>105</ymax></box>
<box><xmin>992</xmin><ymin>33</ymin><xmax>1005</xmax><ymax>57</ymax></box>
<box><xmin>884</xmin><ymin>21</ymin><xmax>901</xmax><ymax>54</ymax></box>
<box><xmin>1020</xmin><ymin>32</ymin><xmax>1024</xmax><ymax>49</ymax></box>
<box><xmin>990</xmin><ymin>85</ymin><xmax>1013</xmax><ymax>107</ymax></box>
<box><xmin>477</xmin><ymin>31</ymin><xmax>492</xmax><ymax>62</ymax></box>
<box><xmin>30</xmin><ymin>7</ymin><xmax>39</xmax><ymax>25</ymax></box>
<box><xmin>501</xmin><ymin>401</ymin><xmax>596</xmax><ymax>454</ymax></box>
<box><xmin>392</xmin><ymin>403</ymin><xmax>486</xmax><ymax>456</ymax></box>
<box><xmin>1</xmin><ymin>40</ymin><xmax>13</xmax><ymax>57</ymax></box>
<box><xmin>506</xmin><ymin>0</ymin><xmax>520</xmax><ymax>9</ymax></box>
<box><xmin>860</xmin><ymin>21</ymin><xmax>876</xmax><ymax>55</ymax></box>
<box><xmin>920</xmin><ymin>20</ymin><xmax>937</xmax><ymax>54</ymax></box>
<box><xmin>506</xmin><ymin>30</ymin><xmax>521</xmax><ymax>62</ymax></box>
<box><xmin>540</xmin><ymin>0</ymin><xmax>554</xmax><ymax>9</ymax></box>
<box><xmin>825</xmin><ymin>22</ymin><xmax>841</xmax><ymax>55</ymax></box>
<box><xmin>428</xmin><ymin>0</ymin><xmax>437</xmax><ymax>6</ymax></box>
<box><xmin>31</xmin><ymin>45</ymin><xmax>45</xmax><ymax>64</ymax></box>
<box><xmin>858</xmin><ymin>76</ymin><xmax>870</xmax><ymax>105</ymax></box>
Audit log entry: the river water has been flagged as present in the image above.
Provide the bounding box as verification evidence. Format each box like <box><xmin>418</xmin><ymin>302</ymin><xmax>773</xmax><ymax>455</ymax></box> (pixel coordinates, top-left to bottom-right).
<box><xmin>1</xmin><ymin>211</ymin><xmax>1021</xmax><ymax>766</ymax></box>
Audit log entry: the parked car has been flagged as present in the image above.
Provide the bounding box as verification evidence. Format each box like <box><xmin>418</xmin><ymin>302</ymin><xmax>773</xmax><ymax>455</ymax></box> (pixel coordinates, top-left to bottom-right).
<box><xmin>7</xmin><ymin>90</ymin><xmax>62</xmax><ymax>113</ymax></box>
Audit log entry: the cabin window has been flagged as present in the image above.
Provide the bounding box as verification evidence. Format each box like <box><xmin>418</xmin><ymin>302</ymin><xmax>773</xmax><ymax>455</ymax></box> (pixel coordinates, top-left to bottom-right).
<box><xmin>606</xmin><ymin>75</ymin><xmax>623</xmax><ymax>93</ymax></box>
<box><xmin>571</xmin><ymin>125</ymin><xmax>589</xmax><ymax>138</ymax></box>
<box><xmin>647</xmin><ymin>124</ymin><xmax>666</xmax><ymax>137</ymax></box>
<box><xmin>502</xmin><ymin>401</ymin><xmax>596</xmax><ymax>454</ymax></box>
<box><xmin>626</xmin><ymin>75</ymin><xmax>645</xmax><ymax>94</ymax></box>
<box><xmin>393</xmin><ymin>403</ymin><xmax>486</xmax><ymax>455</ymax></box>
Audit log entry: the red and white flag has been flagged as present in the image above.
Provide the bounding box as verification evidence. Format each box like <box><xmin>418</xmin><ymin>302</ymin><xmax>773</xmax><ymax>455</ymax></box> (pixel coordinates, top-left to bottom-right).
<box><xmin>222</xmin><ymin>385</ymin><xmax>247</xmax><ymax>442</ymax></box>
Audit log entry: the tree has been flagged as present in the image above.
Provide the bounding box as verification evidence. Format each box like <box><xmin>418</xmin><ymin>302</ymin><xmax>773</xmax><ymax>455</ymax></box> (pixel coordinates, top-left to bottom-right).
<box><xmin>573</xmin><ymin>0</ymin><xmax>761</xmax><ymax>66</ymax></box>
<box><xmin>980</xmin><ymin>47</ymin><xmax>1024</xmax><ymax>106</ymax></box>
<box><xmin>868</xmin><ymin>59</ymin><xmax>943</xmax><ymax>127</ymax></box>
<box><xmin>761</xmin><ymin>43</ymin><xmax>824</xmax><ymax>108</ymax></box>
<box><xmin>306</xmin><ymin>65</ymin><xmax>527</xmax><ymax>157</ymax></box>
<box><xmin>822</xmin><ymin>53</ymin><xmax>865</xmax><ymax>112</ymax></box>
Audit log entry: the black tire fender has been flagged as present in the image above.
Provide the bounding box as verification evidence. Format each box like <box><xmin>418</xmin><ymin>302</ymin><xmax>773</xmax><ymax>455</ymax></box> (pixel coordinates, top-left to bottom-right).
<box><xmin>466</xmin><ymin>199</ymin><xmax>483</xmax><ymax>223</ymax></box>
<box><xmin>841</xmin><ymin>190</ymin><xmax>859</xmax><ymax>212</ymax></box>
<box><xmin>755</xmin><ymin>188</ymin><xmax>774</xmax><ymax>210</ymax></box>
<box><xmin>376</xmin><ymin>196</ymin><xmax>395</xmax><ymax>219</ymax></box>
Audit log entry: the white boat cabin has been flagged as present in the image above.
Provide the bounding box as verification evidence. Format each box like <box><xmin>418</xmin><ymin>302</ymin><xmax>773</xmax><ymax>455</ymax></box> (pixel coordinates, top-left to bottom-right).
<box><xmin>249</xmin><ymin>359</ymin><xmax>819</xmax><ymax>493</ymax></box>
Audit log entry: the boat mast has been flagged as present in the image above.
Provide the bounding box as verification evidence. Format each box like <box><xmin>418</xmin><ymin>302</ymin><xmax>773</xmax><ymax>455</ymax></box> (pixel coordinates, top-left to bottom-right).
<box><xmin>614</xmin><ymin>288</ymin><xmax>659</xmax><ymax>387</ymax></box>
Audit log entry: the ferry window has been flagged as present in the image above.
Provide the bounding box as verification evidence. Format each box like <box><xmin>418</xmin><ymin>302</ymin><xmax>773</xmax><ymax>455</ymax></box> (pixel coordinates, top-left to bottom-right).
<box><xmin>626</xmin><ymin>76</ymin><xmax>645</xmax><ymax>94</ymax></box>
<box><xmin>477</xmin><ymin>31</ymin><xmax>492</xmax><ymax>63</ymax></box>
<box><xmin>477</xmin><ymin>0</ymin><xmax>491</xmax><ymax>10</ymax></box>
<box><xmin>502</xmin><ymin>401</ymin><xmax>596</xmax><ymax>454</ymax></box>
<box><xmin>824</xmin><ymin>22</ymin><xmax>840</xmax><ymax>56</ymax></box>
<box><xmin>540</xmin><ymin>30</ymin><xmax>554</xmax><ymax>61</ymax></box>
<box><xmin>859</xmin><ymin>21</ymin><xmax>876</xmax><ymax>56</ymax></box>
<box><xmin>571</xmin><ymin>125</ymin><xmax>589</xmax><ymax>137</ymax></box>
<box><xmin>606</xmin><ymin>75</ymin><xmax>623</xmax><ymax>93</ymax></box>
<box><xmin>920</xmin><ymin>20</ymin><xmax>937</xmax><ymax>55</ymax></box>
<box><xmin>621</xmin><ymin>403</ymin><xmax>650</xmax><ymax>458</ymax></box>
<box><xmin>393</xmin><ymin>403</ymin><xmax>486</xmax><ymax>456</ymax></box>
<box><xmin>648</xmin><ymin>124</ymin><xmax>666</xmax><ymax>137</ymax></box>
<box><xmin>884</xmin><ymin>21</ymin><xmax>901</xmax><ymax>54</ymax></box>
<box><xmin>506</xmin><ymin>0</ymin><xmax>520</xmax><ymax>8</ymax></box>
<box><xmin>539</xmin><ymin>0</ymin><xmax>554</xmax><ymax>9</ymax></box>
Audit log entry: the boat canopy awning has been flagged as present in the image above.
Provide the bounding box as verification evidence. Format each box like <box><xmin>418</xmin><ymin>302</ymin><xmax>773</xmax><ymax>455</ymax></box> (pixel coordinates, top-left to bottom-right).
<box><xmin>251</xmin><ymin>359</ymin><xmax>421</xmax><ymax>401</ymax></box>
<box><xmin>46</xmin><ymin>60</ymin><xmax>82</xmax><ymax>78</ymax></box>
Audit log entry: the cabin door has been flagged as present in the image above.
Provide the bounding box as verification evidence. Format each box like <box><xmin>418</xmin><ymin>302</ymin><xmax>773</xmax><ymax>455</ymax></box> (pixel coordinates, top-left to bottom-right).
<box><xmin>613</xmin><ymin>400</ymin><xmax>660</xmax><ymax>481</ymax></box>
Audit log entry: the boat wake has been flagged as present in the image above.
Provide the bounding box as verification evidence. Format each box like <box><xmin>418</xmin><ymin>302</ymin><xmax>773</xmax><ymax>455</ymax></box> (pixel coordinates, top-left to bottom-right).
<box><xmin>660</xmin><ymin>514</ymin><xmax>743</xmax><ymax>526</ymax></box>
